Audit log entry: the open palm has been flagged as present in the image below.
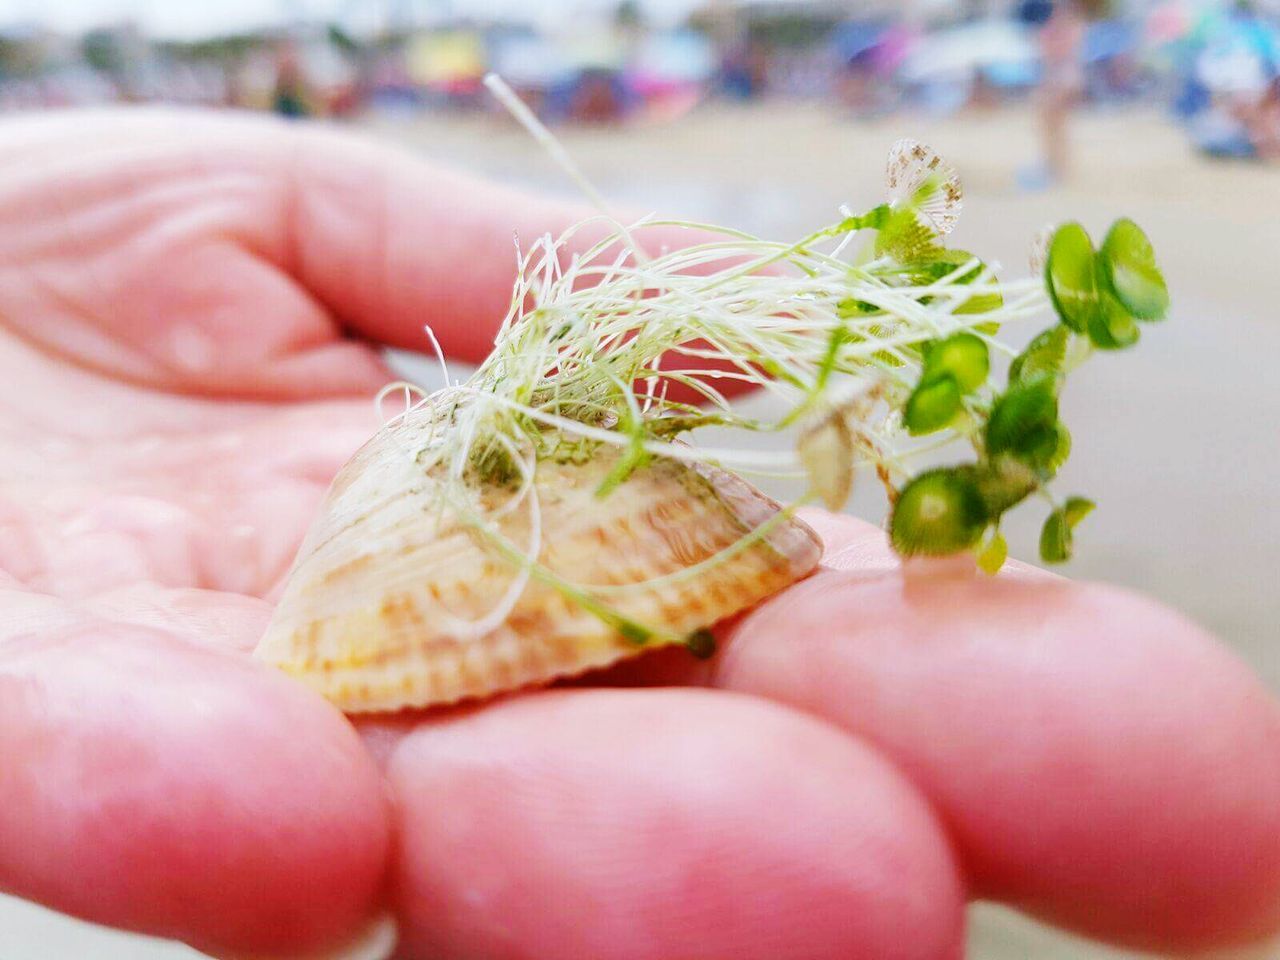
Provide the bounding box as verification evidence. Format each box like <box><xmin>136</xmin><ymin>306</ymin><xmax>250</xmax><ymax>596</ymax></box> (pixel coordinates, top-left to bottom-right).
<box><xmin>2</xmin><ymin>110</ymin><xmax>1278</xmax><ymax>960</ymax></box>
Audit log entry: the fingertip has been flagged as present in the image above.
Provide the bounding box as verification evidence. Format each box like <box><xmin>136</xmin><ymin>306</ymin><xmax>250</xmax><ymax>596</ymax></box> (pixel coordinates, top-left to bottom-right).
<box><xmin>715</xmin><ymin>571</ymin><xmax>1280</xmax><ymax>951</ymax></box>
<box><xmin>0</xmin><ymin>628</ymin><xmax>390</xmax><ymax>956</ymax></box>
<box><xmin>386</xmin><ymin>688</ymin><xmax>964</xmax><ymax>960</ymax></box>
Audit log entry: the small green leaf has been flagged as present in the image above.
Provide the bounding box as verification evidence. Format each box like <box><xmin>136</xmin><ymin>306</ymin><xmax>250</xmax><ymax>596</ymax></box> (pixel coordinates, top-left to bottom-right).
<box><xmin>1009</xmin><ymin>326</ymin><xmax>1069</xmax><ymax>388</ymax></box>
<box><xmin>1086</xmin><ymin>292</ymin><xmax>1141</xmax><ymax>350</ymax></box>
<box><xmin>876</xmin><ymin>205</ymin><xmax>943</xmax><ymax>262</ymax></box>
<box><xmin>1040</xmin><ymin>512</ymin><xmax>1070</xmax><ymax>563</ymax></box>
<box><xmin>1048</xmin><ymin>422</ymin><xmax>1072</xmax><ymax>473</ymax></box>
<box><xmin>1099</xmin><ymin>218</ymin><xmax>1169</xmax><ymax>321</ymax></box>
<box><xmin>925</xmin><ymin>332</ymin><xmax>989</xmax><ymax>392</ymax></box>
<box><xmin>971</xmin><ymin>458</ymin><xmax>1040</xmax><ymax>514</ymax></box>
<box><xmin>890</xmin><ymin>468</ymin><xmax>989</xmax><ymax>556</ymax></box>
<box><xmin>1045</xmin><ymin>222</ymin><xmax>1099</xmax><ymax>334</ymax></box>
<box><xmin>905</xmin><ymin>374</ymin><xmax>963</xmax><ymax>435</ymax></box>
<box><xmin>836</xmin><ymin>297</ymin><xmax>881</xmax><ymax>318</ymax></box>
<box><xmin>1063</xmin><ymin>496</ymin><xmax>1096</xmax><ymax>527</ymax></box>
<box><xmin>976</xmin><ymin>528</ymin><xmax>1008</xmax><ymax>575</ymax></box>
<box><xmin>909</xmin><ymin>248</ymin><xmax>982</xmax><ymax>278</ymax></box>
<box><xmin>955</xmin><ymin>289</ymin><xmax>1004</xmax><ymax>315</ymax></box>
<box><xmin>836</xmin><ymin>203</ymin><xmax>890</xmax><ymax>234</ymax></box>
<box><xmin>986</xmin><ymin>381</ymin><xmax>1060</xmax><ymax>469</ymax></box>
<box><xmin>1039</xmin><ymin>496</ymin><xmax>1096</xmax><ymax>563</ymax></box>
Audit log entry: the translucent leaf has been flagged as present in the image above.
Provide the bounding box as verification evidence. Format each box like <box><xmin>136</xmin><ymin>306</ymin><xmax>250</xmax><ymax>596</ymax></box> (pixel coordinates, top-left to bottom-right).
<box><xmin>875</xmin><ymin>205</ymin><xmax>943</xmax><ymax>263</ymax></box>
<box><xmin>1045</xmin><ymin>222</ymin><xmax>1099</xmax><ymax>334</ymax></box>
<box><xmin>1028</xmin><ymin>223</ymin><xmax>1056</xmax><ymax>274</ymax></box>
<box><xmin>884</xmin><ymin>138</ymin><xmax>963</xmax><ymax>236</ymax></box>
<box><xmin>890</xmin><ymin>468</ymin><xmax>989</xmax><ymax>556</ymax></box>
<box><xmin>955</xmin><ymin>289</ymin><xmax>1004</xmax><ymax>315</ymax></box>
<box><xmin>798</xmin><ymin>411</ymin><xmax>854</xmax><ymax>511</ymax></box>
<box><xmin>905</xmin><ymin>374</ymin><xmax>963</xmax><ymax>435</ymax></box>
<box><xmin>1099</xmin><ymin>218</ymin><xmax>1169</xmax><ymax>321</ymax></box>
<box><xmin>1009</xmin><ymin>326</ymin><xmax>1069</xmax><ymax>388</ymax></box>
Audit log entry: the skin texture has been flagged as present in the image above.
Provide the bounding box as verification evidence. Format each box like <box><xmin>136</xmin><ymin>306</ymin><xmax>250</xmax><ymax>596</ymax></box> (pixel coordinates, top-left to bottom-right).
<box><xmin>0</xmin><ymin>108</ymin><xmax>1278</xmax><ymax>959</ymax></box>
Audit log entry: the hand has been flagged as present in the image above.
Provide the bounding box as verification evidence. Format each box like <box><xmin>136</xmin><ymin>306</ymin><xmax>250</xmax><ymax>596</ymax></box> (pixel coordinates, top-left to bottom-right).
<box><xmin>1</xmin><ymin>110</ymin><xmax>1277</xmax><ymax>960</ymax></box>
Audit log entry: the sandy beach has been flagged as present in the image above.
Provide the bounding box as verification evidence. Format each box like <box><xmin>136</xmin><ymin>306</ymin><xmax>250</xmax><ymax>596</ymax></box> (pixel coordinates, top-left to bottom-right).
<box><xmin>2</xmin><ymin>101</ymin><xmax>1276</xmax><ymax>959</ymax></box>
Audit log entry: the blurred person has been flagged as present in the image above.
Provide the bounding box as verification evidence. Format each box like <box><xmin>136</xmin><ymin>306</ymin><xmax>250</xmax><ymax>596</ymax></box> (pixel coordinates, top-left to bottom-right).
<box><xmin>272</xmin><ymin>44</ymin><xmax>312</xmax><ymax>119</ymax></box>
<box><xmin>1022</xmin><ymin>0</ymin><xmax>1088</xmax><ymax>189</ymax></box>
<box><xmin>1</xmin><ymin>110</ymin><xmax>1280</xmax><ymax>960</ymax></box>
<box><xmin>718</xmin><ymin>40</ymin><xmax>764</xmax><ymax>99</ymax></box>
<box><xmin>1250</xmin><ymin>76</ymin><xmax>1280</xmax><ymax>159</ymax></box>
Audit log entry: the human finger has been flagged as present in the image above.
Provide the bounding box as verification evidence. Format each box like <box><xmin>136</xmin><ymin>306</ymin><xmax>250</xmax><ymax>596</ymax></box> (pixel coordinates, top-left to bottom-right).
<box><xmin>385</xmin><ymin>687</ymin><xmax>964</xmax><ymax>960</ymax></box>
<box><xmin>711</xmin><ymin>565</ymin><xmax>1280</xmax><ymax>953</ymax></box>
<box><xmin>0</xmin><ymin>621</ymin><xmax>389</xmax><ymax>957</ymax></box>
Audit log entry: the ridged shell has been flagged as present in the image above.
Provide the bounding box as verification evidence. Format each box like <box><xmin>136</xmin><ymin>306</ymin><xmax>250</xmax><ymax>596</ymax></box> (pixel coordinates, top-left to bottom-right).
<box><xmin>255</xmin><ymin>408</ymin><xmax>822</xmax><ymax>713</ymax></box>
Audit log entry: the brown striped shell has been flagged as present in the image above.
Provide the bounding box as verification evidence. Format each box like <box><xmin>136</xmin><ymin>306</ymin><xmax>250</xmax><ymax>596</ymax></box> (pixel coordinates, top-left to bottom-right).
<box><xmin>255</xmin><ymin>407</ymin><xmax>821</xmax><ymax>713</ymax></box>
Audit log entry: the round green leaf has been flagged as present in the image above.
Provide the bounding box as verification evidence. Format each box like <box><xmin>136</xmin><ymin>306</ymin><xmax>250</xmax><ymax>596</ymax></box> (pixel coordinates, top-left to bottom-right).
<box><xmin>1086</xmin><ymin>292</ymin><xmax>1141</xmax><ymax>350</ymax></box>
<box><xmin>986</xmin><ymin>381</ymin><xmax>1060</xmax><ymax>469</ymax></box>
<box><xmin>1045</xmin><ymin>222</ymin><xmax>1100</xmax><ymax>333</ymax></box>
<box><xmin>1039</xmin><ymin>496</ymin><xmax>1096</xmax><ymax>564</ymax></box>
<box><xmin>971</xmin><ymin>458</ymin><xmax>1039</xmax><ymax>514</ymax></box>
<box><xmin>905</xmin><ymin>374</ymin><xmax>962</xmax><ymax>435</ymax></box>
<box><xmin>925</xmin><ymin>332</ymin><xmax>990</xmax><ymax>392</ymax></box>
<box><xmin>890</xmin><ymin>468</ymin><xmax>989</xmax><ymax>556</ymax></box>
<box><xmin>1099</xmin><ymin>218</ymin><xmax>1169</xmax><ymax>321</ymax></box>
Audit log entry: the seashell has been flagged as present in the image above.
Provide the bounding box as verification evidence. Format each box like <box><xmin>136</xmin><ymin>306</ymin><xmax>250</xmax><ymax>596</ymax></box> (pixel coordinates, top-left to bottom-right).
<box><xmin>255</xmin><ymin>406</ymin><xmax>822</xmax><ymax>713</ymax></box>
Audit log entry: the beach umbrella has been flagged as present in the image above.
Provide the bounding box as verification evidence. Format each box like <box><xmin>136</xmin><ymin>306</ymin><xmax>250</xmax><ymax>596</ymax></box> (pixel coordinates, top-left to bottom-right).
<box><xmin>898</xmin><ymin>20</ymin><xmax>1038</xmax><ymax>85</ymax></box>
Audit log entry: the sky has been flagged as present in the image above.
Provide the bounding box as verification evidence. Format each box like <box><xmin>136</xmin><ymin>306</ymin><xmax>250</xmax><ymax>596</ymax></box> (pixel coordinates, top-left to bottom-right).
<box><xmin>0</xmin><ymin>0</ymin><xmax>717</xmax><ymax>38</ymax></box>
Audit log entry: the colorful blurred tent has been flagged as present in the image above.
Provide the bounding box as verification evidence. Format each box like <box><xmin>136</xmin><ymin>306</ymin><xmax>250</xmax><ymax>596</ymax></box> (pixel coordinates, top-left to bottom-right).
<box><xmin>627</xmin><ymin>29</ymin><xmax>714</xmax><ymax>120</ymax></box>
<box><xmin>407</xmin><ymin>28</ymin><xmax>485</xmax><ymax>95</ymax></box>
<box><xmin>831</xmin><ymin>20</ymin><xmax>887</xmax><ymax>65</ymax></box>
<box><xmin>1193</xmin><ymin>9</ymin><xmax>1278</xmax><ymax>95</ymax></box>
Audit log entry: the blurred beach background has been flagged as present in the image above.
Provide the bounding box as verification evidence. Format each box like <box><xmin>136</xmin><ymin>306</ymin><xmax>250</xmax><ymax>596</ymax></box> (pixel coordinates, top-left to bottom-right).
<box><xmin>0</xmin><ymin>0</ymin><xmax>1277</xmax><ymax>957</ymax></box>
